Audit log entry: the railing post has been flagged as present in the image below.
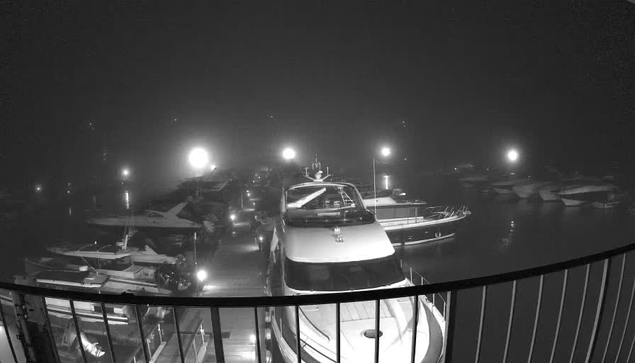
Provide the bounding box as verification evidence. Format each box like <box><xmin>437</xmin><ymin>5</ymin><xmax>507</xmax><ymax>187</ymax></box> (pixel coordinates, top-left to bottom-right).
<box><xmin>254</xmin><ymin>308</ymin><xmax>262</xmax><ymax>363</ymax></box>
<box><xmin>549</xmin><ymin>269</ymin><xmax>569</xmax><ymax>363</ymax></box>
<box><xmin>210</xmin><ymin>307</ymin><xmax>226</xmax><ymax>363</ymax></box>
<box><xmin>374</xmin><ymin>299</ymin><xmax>381</xmax><ymax>363</ymax></box>
<box><xmin>614</xmin><ymin>274</ymin><xmax>635</xmax><ymax>361</ymax></box>
<box><xmin>0</xmin><ymin>295</ymin><xmax>18</xmax><ymax>363</ymax></box>
<box><xmin>172</xmin><ymin>307</ymin><xmax>186</xmax><ymax>363</ymax></box>
<box><xmin>569</xmin><ymin>264</ymin><xmax>591</xmax><ymax>363</ymax></box>
<box><xmin>134</xmin><ymin>305</ymin><xmax>151</xmax><ymax>363</ymax></box>
<box><xmin>600</xmin><ymin>254</ymin><xmax>626</xmax><ymax>363</ymax></box>
<box><xmin>411</xmin><ymin>295</ymin><xmax>420</xmax><ymax>363</ymax></box>
<box><xmin>336</xmin><ymin>303</ymin><xmax>341</xmax><ymax>363</ymax></box>
<box><xmin>442</xmin><ymin>290</ymin><xmax>457</xmax><ymax>363</ymax></box>
<box><xmin>99</xmin><ymin>302</ymin><xmax>117</xmax><ymax>363</ymax></box>
<box><xmin>295</xmin><ymin>305</ymin><xmax>302</xmax><ymax>363</ymax></box>
<box><xmin>502</xmin><ymin>280</ymin><xmax>517</xmax><ymax>363</ymax></box>
<box><xmin>475</xmin><ymin>286</ymin><xmax>487</xmax><ymax>363</ymax></box>
<box><xmin>68</xmin><ymin>300</ymin><xmax>89</xmax><ymax>363</ymax></box>
<box><xmin>527</xmin><ymin>275</ymin><xmax>544</xmax><ymax>363</ymax></box>
<box><xmin>40</xmin><ymin>296</ymin><xmax>61</xmax><ymax>363</ymax></box>
<box><xmin>585</xmin><ymin>258</ymin><xmax>612</xmax><ymax>363</ymax></box>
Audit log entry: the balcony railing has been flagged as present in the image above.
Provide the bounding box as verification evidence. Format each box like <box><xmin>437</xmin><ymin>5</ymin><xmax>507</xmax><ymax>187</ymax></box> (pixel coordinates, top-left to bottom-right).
<box><xmin>0</xmin><ymin>243</ymin><xmax>634</xmax><ymax>363</ymax></box>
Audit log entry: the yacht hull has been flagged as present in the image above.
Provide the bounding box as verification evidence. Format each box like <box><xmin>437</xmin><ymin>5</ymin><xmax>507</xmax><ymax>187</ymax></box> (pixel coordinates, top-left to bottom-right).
<box><xmin>561</xmin><ymin>198</ymin><xmax>586</xmax><ymax>207</ymax></box>
<box><xmin>383</xmin><ymin>217</ymin><xmax>465</xmax><ymax>246</ymax></box>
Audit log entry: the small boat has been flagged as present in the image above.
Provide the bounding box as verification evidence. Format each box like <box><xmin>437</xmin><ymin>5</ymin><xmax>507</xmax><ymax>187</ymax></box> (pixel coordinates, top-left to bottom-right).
<box><xmin>490</xmin><ymin>177</ymin><xmax>530</xmax><ymax>196</ymax></box>
<box><xmin>539</xmin><ymin>184</ymin><xmax>562</xmax><ymax>202</ymax></box>
<box><xmin>364</xmin><ymin>197</ymin><xmax>469</xmax><ymax>246</ymax></box>
<box><xmin>47</xmin><ymin>231</ymin><xmax>177</xmax><ymax>266</ymax></box>
<box><xmin>558</xmin><ymin>184</ymin><xmax>617</xmax><ymax>207</ymax></box>
<box><xmin>513</xmin><ymin>181</ymin><xmax>550</xmax><ymax>199</ymax></box>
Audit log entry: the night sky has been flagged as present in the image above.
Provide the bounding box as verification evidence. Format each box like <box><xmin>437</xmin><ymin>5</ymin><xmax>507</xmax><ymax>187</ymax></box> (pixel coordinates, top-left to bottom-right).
<box><xmin>2</xmin><ymin>1</ymin><xmax>635</xmax><ymax>189</ymax></box>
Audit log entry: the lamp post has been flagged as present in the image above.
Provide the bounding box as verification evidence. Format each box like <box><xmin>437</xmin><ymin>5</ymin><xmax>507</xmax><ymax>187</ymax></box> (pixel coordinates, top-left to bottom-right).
<box><xmin>373</xmin><ymin>146</ymin><xmax>391</xmax><ymax>215</ymax></box>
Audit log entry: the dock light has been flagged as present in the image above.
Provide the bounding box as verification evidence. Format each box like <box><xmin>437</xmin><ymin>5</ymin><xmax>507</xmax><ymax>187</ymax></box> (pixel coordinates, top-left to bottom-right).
<box><xmin>507</xmin><ymin>149</ymin><xmax>519</xmax><ymax>163</ymax></box>
<box><xmin>188</xmin><ymin>147</ymin><xmax>210</xmax><ymax>169</ymax></box>
<box><xmin>282</xmin><ymin>147</ymin><xmax>296</xmax><ymax>161</ymax></box>
<box><xmin>196</xmin><ymin>269</ymin><xmax>208</xmax><ymax>282</ymax></box>
<box><xmin>121</xmin><ymin>168</ymin><xmax>130</xmax><ymax>178</ymax></box>
<box><xmin>35</xmin><ymin>184</ymin><xmax>42</xmax><ymax>193</ymax></box>
<box><xmin>230</xmin><ymin>213</ymin><xmax>236</xmax><ymax>221</ymax></box>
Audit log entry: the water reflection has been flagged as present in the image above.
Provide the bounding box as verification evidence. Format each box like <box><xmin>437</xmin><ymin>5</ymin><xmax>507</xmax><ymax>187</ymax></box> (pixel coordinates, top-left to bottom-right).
<box><xmin>124</xmin><ymin>191</ymin><xmax>130</xmax><ymax>210</ymax></box>
<box><xmin>499</xmin><ymin>220</ymin><xmax>515</xmax><ymax>252</ymax></box>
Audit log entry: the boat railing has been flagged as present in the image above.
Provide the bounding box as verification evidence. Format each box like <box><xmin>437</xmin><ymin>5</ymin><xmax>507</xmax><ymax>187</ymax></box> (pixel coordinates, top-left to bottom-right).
<box><xmin>379</xmin><ymin>205</ymin><xmax>470</xmax><ymax>227</ymax></box>
<box><xmin>1</xmin><ymin>243</ymin><xmax>634</xmax><ymax>363</ymax></box>
<box><xmin>400</xmin><ymin>259</ymin><xmax>448</xmax><ymax>318</ymax></box>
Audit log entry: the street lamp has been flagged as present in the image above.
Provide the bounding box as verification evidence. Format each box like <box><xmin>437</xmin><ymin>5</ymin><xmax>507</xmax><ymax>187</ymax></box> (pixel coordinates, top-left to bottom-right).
<box><xmin>507</xmin><ymin>149</ymin><xmax>519</xmax><ymax>163</ymax></box>
<box><xmin>282</xmin><ymin>147</ymin><xmax>296</xmax><ymax>161</ymax></box>
<box><xmin>373</xmin><ymin>146</ymin><xmax>391</xmax><ymax>214</ymax></box>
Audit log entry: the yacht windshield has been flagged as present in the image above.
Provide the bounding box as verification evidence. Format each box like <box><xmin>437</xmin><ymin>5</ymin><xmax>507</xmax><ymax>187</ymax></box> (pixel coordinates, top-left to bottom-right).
<box><xmin>285</xmin><ymin>184</ymin><xmax>374</xmax><ymax>226</ymax></box>
<box><xmin>284</xmin><ymin>254</ymin><xmax>405</xmax><ymax>292</ymax></box>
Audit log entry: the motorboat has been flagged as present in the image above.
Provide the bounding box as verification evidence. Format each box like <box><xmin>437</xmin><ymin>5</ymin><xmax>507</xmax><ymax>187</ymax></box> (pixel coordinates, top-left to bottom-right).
<box><xmin>592</xmin><ymin>192</ymin><xmax>630</xmax><ymax>209</ymax></box>
<box><xmin>558</xmin><ymin>184</ymin><xmax>617</xmax><ymax>207</ymax></box>
<box><xmin>490</xmin><ymin>175</ymin><xmax>531</xmax><ymax>195</ymax></box>
<box><xmin>86</xmin><ymin>202</ymin><xmax>201</xmax><ymax>232</ymax></box>
<box><xmin>513</xmin><ymin>181</ymin><xmax>551</xmax><ymax>199</ymax></box>
<box><xmin>47</xmin><ymin>229</ymin><xmax>177</xmax><ymax>266</ymax></box>
<box><xmin>363</xmin><ymin>196</ymin><xmax>469</xmax><ymax>246</ymax></box>
<box><xmin>458</xmin><ymin>174</ymin><xmax>488</xmax><ymax>188</ymax></box>
<box><xmin>265</xmin><ymin>181</ymin><xmax>445</xmax><ymax>363</ymax></box>
<box><xmin>23</xmin><ymin>254</ymin><xmax>176</xmax><ymax>295</ymax></box>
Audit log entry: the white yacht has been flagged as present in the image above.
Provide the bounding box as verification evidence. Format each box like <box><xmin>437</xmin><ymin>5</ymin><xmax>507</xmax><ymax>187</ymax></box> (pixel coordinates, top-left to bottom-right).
<box><xmin>512</xmin><ymin>181</ymin><xmax>551</xmax><ymax>199</ymax></box>
<box><xmin>266</xmin><ymin>181</ymin><xmax>445</xmax><ymax>363</ymax></box>
<box><xmin>86</xmin><ymin>202</ymin><xmax>201</xmax><ymax>232</ymax></box>
<box><xmin>363</xmin><ymin>195</ymin><xmax>469</xmax><ymax>246</ymax></box>
<box><xmin>558</xmin><ymin>183</ymin><xmax>617</xmax><ymax>206</ymax></box>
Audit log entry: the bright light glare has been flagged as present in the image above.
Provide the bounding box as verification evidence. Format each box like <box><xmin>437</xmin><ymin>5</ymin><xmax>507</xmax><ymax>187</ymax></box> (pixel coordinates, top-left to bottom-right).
<box><xmin>230</xmin><ymin>214</ymin><xmax>236</xmax><ymax>221</ymax></box>
<box><xmin>188</xmin><ymin>148</ymin><xmax>210</xmax><ymax>169</ymax></box>
<box><xmin>250</xmin><ymin>334</ymin><xmax>256</xmax><ymax>344</ymax></box>
<box><xmin>196</xmin><ymin>269</ymin><xmax>208</xmax><ymax>282</ymax></box>
<box><xmin>507</xmin><ymin>149</ymin><xmax>519</xmax><ymax>162</ymax></box>
<box><xmin>282</xmin><ymin>147</ymin><xmax>296</xmax><ymax>160</ymax></box>
<box><xmin>35</xmin><ymin>185</ymin><xmax>42</xmax><ymax>193</ymax></box>
<box><xmin>210</xmin><ymin>164</ymin><xmax>217</xmax><ymax>171</ymax></box>
<box><xmin>122</xmin><ymin>168</ymin><xmax>130</xmax><ymax>177</ymax></box>
<box><xmin>380</xmin><ymin>146</ymin><xmax>391</xmax><ymax>158</ymax></box>
<box><xmin>384</xmin><ymin>175</ymin><xmax>390</xmax><ymax>190</ymax></box>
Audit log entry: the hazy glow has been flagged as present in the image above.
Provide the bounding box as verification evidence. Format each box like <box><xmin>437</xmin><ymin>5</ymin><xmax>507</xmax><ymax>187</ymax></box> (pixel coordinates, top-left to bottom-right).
<box><xmin>282</xmin><ymin>147</ymin><xmax>296</xmax><ymax>160</ymax></box>
<box><xmin>210</xmin><ymin>164</ymin><xmax>217</xmax><ymax>171</ymax></box>
<box><xmin>35</xmin><ymin>184</ymin><xmax>42</xmax><ymax>193</ymax></box>
<box><xmin>121</xmin><ymin>168</ymin><xmax>130</xmax><ymax>178</ymax></box>
<box><xmin>380</xmin><ymin>146</ymin><xmax>391</xmax><ymax>157</ymax></box>
<box><xmin>507</xmin><ymin>149</ymin><xmax>519</xmax><ymax>162</ymax></box>
<box><xmin>230</xmin><ymin>214</ymin><xmax>236</xmax><ymax>221</ymax></box>
<box><xmin>196</xmin><ymin>269</ymin><xmax>208</xmax><ymax>282</ymax></box>
<box><xmin>384</xmin><ymin>175</ymin><xmax>390</xmax><ymax>190</ymax></box>
<box><xmin>188</xmin><ymin>147</ymin><xmax>210</xmax><ymax>169</ymax></box>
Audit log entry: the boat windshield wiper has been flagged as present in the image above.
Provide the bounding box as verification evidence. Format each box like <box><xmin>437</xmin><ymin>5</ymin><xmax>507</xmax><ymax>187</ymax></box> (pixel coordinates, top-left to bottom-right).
<box><xmin>287</xmin><ymin>188</ymin><xmax>326</xmax><ymax>209</ymax></box>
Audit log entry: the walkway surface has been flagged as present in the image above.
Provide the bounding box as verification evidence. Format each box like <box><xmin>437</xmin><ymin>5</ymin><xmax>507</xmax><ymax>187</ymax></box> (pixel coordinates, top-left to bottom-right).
<box><xmin>201</xmin><ymin>230</ymin><xmax>267</xmax><ymax>297</ymax></box>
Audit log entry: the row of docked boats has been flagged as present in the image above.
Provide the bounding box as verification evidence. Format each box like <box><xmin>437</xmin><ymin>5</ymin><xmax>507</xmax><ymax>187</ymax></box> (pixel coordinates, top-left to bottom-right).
<box><xmin>459</xmin><ymin>171</ymin><xmax>632</xmax><ymax>208</ymax></box>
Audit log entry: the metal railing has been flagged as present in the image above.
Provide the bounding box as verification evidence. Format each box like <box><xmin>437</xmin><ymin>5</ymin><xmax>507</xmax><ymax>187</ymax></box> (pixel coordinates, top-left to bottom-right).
<box><xmin>377</xmin><ymin>205</ymin><xmax>470</xmax><ymax>228</ymax></box>
<box><xmin>0</xmin><ymin>243</ymin><xmax>634</xmax><ymax>363</ymax></box>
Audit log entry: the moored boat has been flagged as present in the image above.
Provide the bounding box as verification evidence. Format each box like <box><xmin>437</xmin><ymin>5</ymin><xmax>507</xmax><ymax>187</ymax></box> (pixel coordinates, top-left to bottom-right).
<box><xmin>266</xmin><ymin>180</ymin><xmax>446</xmax><ymax>363</ymax></box>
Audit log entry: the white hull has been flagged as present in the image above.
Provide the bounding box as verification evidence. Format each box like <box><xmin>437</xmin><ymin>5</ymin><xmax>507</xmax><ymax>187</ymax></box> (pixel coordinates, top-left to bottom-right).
<box><xmin>561</xmin><ymin>198</ymin><xmax>586</xmax><ymax>207</ymax></box>
<box><xmin>539</xmin><ymin>189</ymin><xmax>561</xmax><ymax>201</ymax></box>
<box><xmin>493</xmin><ymin>188</ymin><xmax>515</xmax><ymax>195</ymax></box>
